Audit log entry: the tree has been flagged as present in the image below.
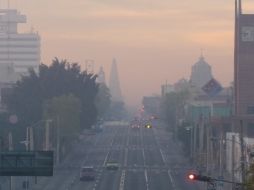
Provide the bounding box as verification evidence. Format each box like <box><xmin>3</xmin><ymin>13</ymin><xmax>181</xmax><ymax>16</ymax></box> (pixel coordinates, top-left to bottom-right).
<box><xmin>6</xmin><ymin>58</ymin><xmax>98</xmax><ymax>132</ymax></box>
<box><xmin>43</xmin><ymin>94</ymin><xmax>81</xmax><ymax>138</ymax></box>
<box><xmin>160</xmin><ymin>89</ymin><xmax>190</xmax><ymax>139</ymax></box>
<box><xmin>95</xmin><ymin>83</ymin><xmax>111</xmax><ymax>118</ymax></box>
<box><xmin>6</xmin><ymin>69</ymin><xmax>42</xmax><ymax>127</ymax></box>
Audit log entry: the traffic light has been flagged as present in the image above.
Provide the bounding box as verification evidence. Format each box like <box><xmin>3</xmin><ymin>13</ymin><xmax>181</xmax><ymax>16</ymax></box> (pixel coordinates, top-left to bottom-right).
<box><xmin>188</xmin><ymin>173</ymin><xmax>212</xmax><ymax>182</ymax></box>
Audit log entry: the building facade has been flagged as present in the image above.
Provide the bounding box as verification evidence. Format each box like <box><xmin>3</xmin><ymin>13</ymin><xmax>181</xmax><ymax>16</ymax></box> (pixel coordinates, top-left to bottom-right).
<box><xmin>190</xmin><ymin>55</ymin><xmax>213</xmax><ymax>89</ymax></box>
<box><xmin>235</xmin><ymin>1</ymin><xmax>254</xmax><ymax>115</ymax></box>
<box><xmin>0</xmin><ymin>9</ymin><xmax>40</xmax><ymax>82</ymax></box>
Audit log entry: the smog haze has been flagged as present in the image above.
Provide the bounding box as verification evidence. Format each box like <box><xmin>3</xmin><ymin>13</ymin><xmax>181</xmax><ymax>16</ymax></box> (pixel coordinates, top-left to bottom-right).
<box><xmin>3</xmin><ymin>0</ymin><xmax>254</xmax><ymax>107</ymax></box>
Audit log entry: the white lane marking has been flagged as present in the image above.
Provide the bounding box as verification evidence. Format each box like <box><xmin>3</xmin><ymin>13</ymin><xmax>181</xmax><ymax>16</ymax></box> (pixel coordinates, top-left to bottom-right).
<box><xmin>103</xmin><ymin>151</ymin><xmax>110</xmax><ymax>166</ymax></box>
<box><xmin>119</xmin><ymin>170</ymin><xmax>126</xmax><ymax>190</ymax></box>
<box><xmin>142</xmin><ymin>148</ymin><xmax>146</xmax><ymax>166</ymax></box>
<box><xmin>110</xmin><ymin>137</ymin><xmax>114</xmax><ymax>146</ymax></box>
<box><xmin>127</xmin><ymin>133</ymin><xmax>130</xmax><ymax>147</ymax></box>
<box><xmin>124</xmin><ymin>147</ymin><xmax>128</xmax><ymax>167</ymax></box>
<box><xmin>144</xmin><ymin>169</ymin><xmax>149</xmax><ymax>190</ymax></box>
<box><xmin>168</xmin><ymin>169</ymin><xmax>177</xmax><ymax>189</ymax></box>
<box><xmin>144</xmin><ymin>169</ymin><xmax>148</xmax><ymax>183</ymax></box>
<box><xmin>141</xmin><ymin>129</ymin><xmax>144</xmax><ymax>147</ymax></box>
<box><xmin>160</xmin><ymin>148</ymin><xmax>166</xmax><ymax>164</ymax></box>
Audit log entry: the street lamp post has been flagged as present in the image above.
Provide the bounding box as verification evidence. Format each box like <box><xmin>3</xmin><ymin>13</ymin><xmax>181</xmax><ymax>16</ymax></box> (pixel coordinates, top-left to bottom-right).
<box><xmin>0</xmin><ymin>136</ymin><xmax>3</xmax><ymax>151</ymax></box>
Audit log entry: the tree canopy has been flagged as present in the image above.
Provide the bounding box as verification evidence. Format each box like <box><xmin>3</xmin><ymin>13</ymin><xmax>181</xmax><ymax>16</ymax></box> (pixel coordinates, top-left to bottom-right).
<box><xmin>95</xmin><ymin>83</ymin><xmax>111</xmax><ymax>118</ymax></box>
<box><xmin>6</xmin><ymin>58</ymin><xmax>98</xmax><ymax>130</ymax></box>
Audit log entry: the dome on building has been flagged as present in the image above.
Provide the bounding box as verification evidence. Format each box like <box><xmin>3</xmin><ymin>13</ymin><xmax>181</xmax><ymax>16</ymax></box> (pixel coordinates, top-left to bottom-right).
<box><xmin>190</xmin><ymin>55</ymin><xmax>213</xmax><ymax>89</ymax></box>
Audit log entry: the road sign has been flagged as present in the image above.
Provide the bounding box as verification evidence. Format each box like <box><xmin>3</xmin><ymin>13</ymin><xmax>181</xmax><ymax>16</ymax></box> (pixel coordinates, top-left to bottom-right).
<box><xmin>0</xmin><ymin>151</ymin><xmax>53</xmax><ymax>176</ymax></box>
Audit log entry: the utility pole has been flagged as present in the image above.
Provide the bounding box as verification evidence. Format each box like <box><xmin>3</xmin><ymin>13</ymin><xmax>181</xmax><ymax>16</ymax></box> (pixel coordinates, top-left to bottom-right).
<box><xmin>206</xmin><ymin>123</ymin><xmax>210</xmax><ymax>190</ymax></box>
<box><xmin>190</xmin><ymin>125</ymin><xmax>193</xmax><ymax>161</ymax></box>
<box><xmin>8</xmin><ymin>132</ymin><xmax>14</xmax><ymax>190</ymax></box>
<box><xmin>45</xmin><ymin>120</ymin><xmax>52</xmax><ymax>151</ymax></box>
<box><xmin>0</xmin><ymin>136</ymin><xmax>3</xmax><ymax>151</ymax></box>
<box><xmin>206</xmin><ymin>124</ymin><xmax>210</xmax><ymax>174</ymax></box>
<box><xmin>232</xmin><ymin>135</ymin><xmax>236</xmax><ymax>190</ymax></box>
<box><xmin>193</xmin><ymin>123</ymin><xmax>197</xmax><ymax>164</ymax></box>
<box><xmin>29</xmin><ymin>127</ymin><xmax>34</xmax><ymax>151</ymax></box>
<box><xmin>56</xmin><ymin>116</ymin><xmax>60</xmax><ymax>164</ymax></box>
<box><xmin>240</xmin><ymin>120</ymin><xmax>245</xmax><ymax>189</ymax></box>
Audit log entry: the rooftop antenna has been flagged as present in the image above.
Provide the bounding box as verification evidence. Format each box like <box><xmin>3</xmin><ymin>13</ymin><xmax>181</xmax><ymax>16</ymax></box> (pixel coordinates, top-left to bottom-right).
<box><xmin>238</xmin><ymin>0</ymin><xmax>242</xmax><ymax>15</ymax></box>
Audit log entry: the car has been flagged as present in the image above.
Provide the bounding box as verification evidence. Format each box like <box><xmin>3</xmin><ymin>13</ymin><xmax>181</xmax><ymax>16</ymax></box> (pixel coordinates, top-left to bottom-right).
<box><xmin>79</xmin><ymin>166</ymin><xmax>95</xmax><ymax>181</ymax></box>
<box><xmin>106</xmin><ymin>161</ymin><xmax>119</xmax><ymax>170</ymax></box>
<box><xmin>131</xmin><ymin>124</ymin><xmax>140</xmax><ymax>129</ymax></box>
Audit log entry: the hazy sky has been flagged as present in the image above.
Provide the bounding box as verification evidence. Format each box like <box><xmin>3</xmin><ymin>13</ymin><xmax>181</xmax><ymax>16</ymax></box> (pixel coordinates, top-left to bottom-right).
<box><xmin>1</xmin><ymin>0</ymin><xmax>254</xmax><ymax>107</ymax></box>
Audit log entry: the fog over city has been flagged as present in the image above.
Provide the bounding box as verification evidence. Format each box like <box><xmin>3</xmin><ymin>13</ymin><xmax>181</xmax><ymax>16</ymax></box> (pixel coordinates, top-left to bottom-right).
<box><xmin>2</xmin><ymin>0</ymin><xmax>253</xmax><ymax>107</ymax></box>
<box><xmin>1</xmin><ymin>0</ymin><xmax>254</xmax><ymax>190</ymax></box>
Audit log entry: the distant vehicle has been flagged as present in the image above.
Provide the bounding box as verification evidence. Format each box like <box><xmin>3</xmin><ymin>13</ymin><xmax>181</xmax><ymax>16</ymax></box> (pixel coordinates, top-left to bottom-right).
<box><xmin>80</xmin><ymin>166</ymin><xmax>95</xmax><ymax>181</ymax></box>
<box><xmin>145</xmin><ymin>124</ymin><xmax>152</xmax><ymax>128</ymax></box>
<box><xmin>106</xmin><ymin>161</ymin><xmax>119</xmax><ymax>170</ymax></box>
<box><xmin>131</xmin><ymin>124</ymin><xmax>140</xmax><ymax>129</ymax></box>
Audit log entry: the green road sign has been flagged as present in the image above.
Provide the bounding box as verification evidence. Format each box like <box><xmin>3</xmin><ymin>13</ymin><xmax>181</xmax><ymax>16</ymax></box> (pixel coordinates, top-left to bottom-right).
<box><xmin>0</xmin><ymin>151</ymin><xmax>53</xmax><ymax>176</ymax></box>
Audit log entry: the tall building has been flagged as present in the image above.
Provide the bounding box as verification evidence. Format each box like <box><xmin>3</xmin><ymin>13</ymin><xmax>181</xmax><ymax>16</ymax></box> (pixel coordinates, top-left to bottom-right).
<box><xmin>0</xmin><ymin>9</ymin><xmax>40</xmax><ymax>83</ymax></box>
<box><xmin>0</xmin><ymin>9</ymin><xmax>40</xmax><ymax>111</ymax></box>
<box><xmin>109</xmin><ymin>58</ymin><xmax>123</xmax><ymax>102</ymax></box>
<box><xmin>234</xmin><ymin>0</ymin><xmax>254</xmax><ymax>115</ymax></box>
<box><xmin>190</xmin><ymin>55</ymin><xmax>213</xmax><ymax>89</ymax></box>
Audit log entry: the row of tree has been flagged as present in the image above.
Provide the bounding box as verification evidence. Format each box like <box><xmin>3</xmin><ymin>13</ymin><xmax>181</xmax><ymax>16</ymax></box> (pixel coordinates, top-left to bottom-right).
<box><xmin>160</xmin><ymin>89</ymin><xmax>254</xmax><ymax>189</ymax></box>
<box><xmin>2</xmin><ymin>58</ymin><xmax>111</xmax><ymax>149</ymax></box>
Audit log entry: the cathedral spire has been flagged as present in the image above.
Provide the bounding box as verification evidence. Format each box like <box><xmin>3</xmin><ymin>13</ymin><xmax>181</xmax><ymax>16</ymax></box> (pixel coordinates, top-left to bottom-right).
<box><xmin>109</xmin><ymin>58</ymin><xmax>123</xmax><ymax>102</ymax></box>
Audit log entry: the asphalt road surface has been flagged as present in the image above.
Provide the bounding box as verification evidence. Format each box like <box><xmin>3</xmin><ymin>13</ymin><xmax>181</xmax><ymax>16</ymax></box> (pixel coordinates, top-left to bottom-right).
<box><xmin>6</xmin><ymin>122</ymin><xmax>201</xmax><ymax>190</ymax></box>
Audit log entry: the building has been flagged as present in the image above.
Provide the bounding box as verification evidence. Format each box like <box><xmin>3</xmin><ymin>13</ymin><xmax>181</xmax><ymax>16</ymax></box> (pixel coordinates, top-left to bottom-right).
<box><xmin>142</xmin><ymin>96</ymin><xmax>161</xmax><ymax>115</ymax></box>
<box><xmin>161</xmin><ymin>83</ymin><xmax>174</xmax><ymax>96</ymax></box>
<box><xmin>190</xmin><ymin>55</ymin><xmax>213</xmax><ymax>89</ymax></box>
<box><xmin>0</xmin><ymin>9</ymin><xmax>40</xmax><ymax>82</ymax></box>
<box><xmin>109</xmin><ymin>58</ymin><xmax>123</xmax><ymax>102</ymax></box>
<box><xmin>234</xmin><ymin>0</ymin><xmax>254</xmax><ymax>115</ymax></box>
<box><xmin>0</xmin><ymin>9</ymin><xmax>40</xmax><ymax>111</ymax></box>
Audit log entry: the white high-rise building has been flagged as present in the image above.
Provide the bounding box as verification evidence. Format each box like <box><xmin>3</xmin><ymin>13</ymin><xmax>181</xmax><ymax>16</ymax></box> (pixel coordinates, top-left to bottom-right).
<box><xmin>0</xmin><ymin>9</ymin><xmax>40</xmax><ymax>82</ymax></box>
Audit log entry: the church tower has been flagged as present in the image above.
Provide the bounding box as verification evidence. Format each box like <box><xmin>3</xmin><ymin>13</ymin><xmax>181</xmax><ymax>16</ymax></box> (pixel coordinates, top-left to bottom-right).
<box><xmin>109</xmin><ymin>58</ymin><xmax>123</xmax><ymax>102</ymax></box>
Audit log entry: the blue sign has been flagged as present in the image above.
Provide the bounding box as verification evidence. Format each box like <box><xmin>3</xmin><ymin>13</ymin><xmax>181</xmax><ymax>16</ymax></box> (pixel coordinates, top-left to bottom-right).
<box><xmin>0</xmin><ymin>151</ymin><xmax>53</xmax><ymax>176</ymax></box>
<box><xmin>202</xmin><ymin>78</ymin><xmax>222</xmax><ymax>97</ymax></box>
